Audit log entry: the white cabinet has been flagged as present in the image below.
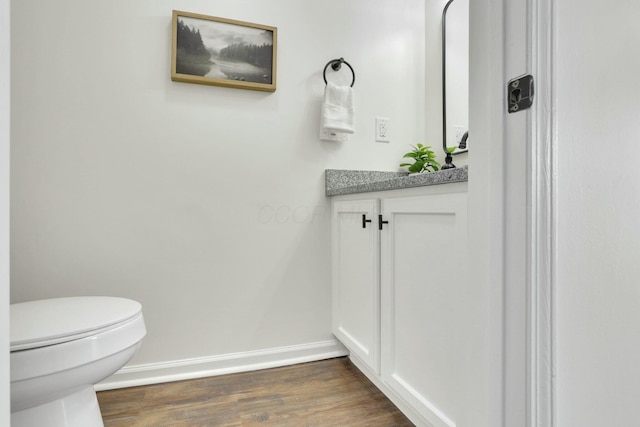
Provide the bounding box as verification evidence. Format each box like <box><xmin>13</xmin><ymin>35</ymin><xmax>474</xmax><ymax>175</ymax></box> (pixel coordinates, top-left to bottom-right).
<box><xmin>331</xmin><ymin>198</ymin><xmax>380</xmax><ymax>373</ymax></box>
<box><xmin>331</xmin><ymin>183</ymin><xmax>467</xmax><ymax>427</ymax></box>
<box><xmin>380</xmin><ymin>191</ymin><xmax>467</xmax><ymax>427</ymax></box>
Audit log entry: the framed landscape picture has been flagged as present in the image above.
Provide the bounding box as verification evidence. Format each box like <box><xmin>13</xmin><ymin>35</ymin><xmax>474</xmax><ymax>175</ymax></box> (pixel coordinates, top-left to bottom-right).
<box><xmin>171</xmin><ymin>10</ymin><xmax>277</xmax><ymax>92</ymax></box>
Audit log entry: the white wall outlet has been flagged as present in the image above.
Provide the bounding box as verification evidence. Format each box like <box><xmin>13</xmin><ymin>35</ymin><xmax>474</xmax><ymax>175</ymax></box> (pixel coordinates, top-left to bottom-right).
<box><xmin>375</xmin><ymin>117</ymin><xmax>391</xmax><ymax>142</ymax></box>
<box><xmin>454</xmin><ymin>126</ymin><xmax>467</xmax><ymax>145</ymax></box>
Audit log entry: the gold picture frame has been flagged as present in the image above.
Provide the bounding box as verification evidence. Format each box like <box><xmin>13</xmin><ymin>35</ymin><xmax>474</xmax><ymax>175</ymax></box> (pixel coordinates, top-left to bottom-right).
<box><xmin>171</xmin><ymin>10</ymin><xmax>277</xmax><ymax>92</ymax></box>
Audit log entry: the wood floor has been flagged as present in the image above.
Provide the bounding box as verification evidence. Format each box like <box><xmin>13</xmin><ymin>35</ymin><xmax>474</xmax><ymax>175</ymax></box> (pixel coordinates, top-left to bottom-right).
<box><xmin>97</xmin><ymin>357</ymin><xmax>414</xmax><ymax>427</ymax></box>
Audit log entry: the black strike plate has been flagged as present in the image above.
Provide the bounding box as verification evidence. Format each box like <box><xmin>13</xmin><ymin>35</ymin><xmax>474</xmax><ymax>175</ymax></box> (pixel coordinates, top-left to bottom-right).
<box><xmin>508</xmin><ymin>74</ymin><xmax>534</xmax><ymax>113</ymax></box>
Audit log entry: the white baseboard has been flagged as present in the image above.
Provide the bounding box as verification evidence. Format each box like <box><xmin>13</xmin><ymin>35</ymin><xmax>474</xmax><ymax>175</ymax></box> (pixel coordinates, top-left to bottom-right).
<box><xmin>96</xmin><ymin>339</ymin><xmax>348</xmax><ymax>391</ymax></box>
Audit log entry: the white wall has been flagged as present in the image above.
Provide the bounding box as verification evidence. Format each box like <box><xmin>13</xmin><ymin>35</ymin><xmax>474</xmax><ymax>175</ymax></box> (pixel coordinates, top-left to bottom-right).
<box><xmin>465</xmin><ymin>0</ymin><xmax>505</xmax><ymax>425</ymax></box>
<box><xmin>555</xmin><ymin>0</ymin><xmax>640</xmax><ymax>424</ymax></box>
<box><xmin>1</xmin><ymin>0</ymin><xmax>10</xmax><ymax>423</ymax></box>
<box><xmin>10</xmin><ymin>0</ymin><xmax>426</xmax><ymax>368</ymax></box>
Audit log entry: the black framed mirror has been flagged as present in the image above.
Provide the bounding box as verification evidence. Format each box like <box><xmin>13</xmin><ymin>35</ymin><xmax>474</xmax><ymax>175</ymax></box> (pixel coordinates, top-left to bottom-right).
<box><xmin>441</xmin><ymin>0</ymin><xmax>469</xmax><ymax>169</ymax></box>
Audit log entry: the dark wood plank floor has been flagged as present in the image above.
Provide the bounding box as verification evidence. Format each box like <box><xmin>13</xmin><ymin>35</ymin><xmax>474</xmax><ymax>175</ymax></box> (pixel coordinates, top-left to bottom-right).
<box><xmin>97</xmin><ymin>357</ymin><xmax>414</xmax><ymax>426</ymax></box>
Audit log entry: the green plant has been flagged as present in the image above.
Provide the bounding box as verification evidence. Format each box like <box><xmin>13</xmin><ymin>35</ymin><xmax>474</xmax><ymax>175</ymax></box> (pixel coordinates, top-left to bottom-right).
<box><xmin>400</xmin><ymin>143</ymin><xmax>441</xmax><ymax>173</ymax></box>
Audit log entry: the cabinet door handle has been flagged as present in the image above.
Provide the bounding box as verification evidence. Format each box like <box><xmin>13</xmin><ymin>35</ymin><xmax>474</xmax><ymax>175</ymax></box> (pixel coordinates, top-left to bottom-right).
<box><xmin>378</xmin><ymin>214</ymin><xmax>389</xmax><ymax>230</ymax></box>
<box><xmin>362</xmin><ymin>214</ymin><xmax>372</xmax><ymax>228</ymax></box>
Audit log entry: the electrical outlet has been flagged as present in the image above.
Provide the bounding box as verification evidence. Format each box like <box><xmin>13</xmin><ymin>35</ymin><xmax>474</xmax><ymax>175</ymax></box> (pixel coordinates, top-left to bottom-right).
<box><xmin>454</xmin><ymin>126</ymin><xmax>467</xmax><ymax>145</ymax></box>
<box><xmin>376</xmin><ymin>117</ymin><xmax>391</xmax><ymax>142</ymax></box>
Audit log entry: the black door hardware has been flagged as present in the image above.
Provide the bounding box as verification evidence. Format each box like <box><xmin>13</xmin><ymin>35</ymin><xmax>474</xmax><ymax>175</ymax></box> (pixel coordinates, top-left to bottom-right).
<box><xmin>508</xmin><ymin>74</ymin><xmax>534</xmax><ymax>113</ymax></box>
<box><xmin>362</xmin><ymin>214</ymin><xmax>372</xmax><ymax>229</ymax></box>
<box><xmin>378</xmin><ymin>215</ymin><xmax>389</xmax><ymax>230</ymax></box>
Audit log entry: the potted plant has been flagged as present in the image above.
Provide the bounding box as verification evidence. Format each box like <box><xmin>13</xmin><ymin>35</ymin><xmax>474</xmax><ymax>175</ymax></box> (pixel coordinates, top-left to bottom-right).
<box><xmin>400</xmin><ymin>143</ymin><xmax>441</xmax><ymax>173</ymax></box>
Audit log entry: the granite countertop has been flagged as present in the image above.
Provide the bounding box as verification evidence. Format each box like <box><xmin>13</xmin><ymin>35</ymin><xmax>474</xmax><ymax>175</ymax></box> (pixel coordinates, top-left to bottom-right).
<box><xmin>325</xmin><ymin>165</ymin><xmax>468</xmax><ymax>196</ymax></box>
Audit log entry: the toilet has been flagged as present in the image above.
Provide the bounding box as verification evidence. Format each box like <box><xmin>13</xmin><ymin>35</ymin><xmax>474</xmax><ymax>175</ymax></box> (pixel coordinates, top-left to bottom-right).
<box><xmin>10</xmin><ymin>296</ymin><xmax>146</xmax><ymax>427</ymax></box>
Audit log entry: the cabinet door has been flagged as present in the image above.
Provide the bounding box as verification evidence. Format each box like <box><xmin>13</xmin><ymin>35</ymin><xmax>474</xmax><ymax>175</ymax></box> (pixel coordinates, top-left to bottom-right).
<box><xmin>380</xmin><ymin>192</ymin><xmax>467</xmax><ymax>427</ymax></box>
<box><xmin>332</xmin><ymin>198</ymin><xmax>380</xmax><ymax>373</ymax></box>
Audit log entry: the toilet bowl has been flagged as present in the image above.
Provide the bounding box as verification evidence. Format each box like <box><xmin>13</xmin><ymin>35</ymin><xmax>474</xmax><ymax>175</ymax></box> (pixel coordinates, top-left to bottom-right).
<box><xmin>10</xmin><ymin>296</ymin><xmax>146</xmax><ymax>427</ymax></box>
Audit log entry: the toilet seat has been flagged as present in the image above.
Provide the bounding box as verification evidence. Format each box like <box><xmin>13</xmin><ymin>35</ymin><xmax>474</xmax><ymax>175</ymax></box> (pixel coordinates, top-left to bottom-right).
<box><xmin>11</xmin><ymin>296</ymin><xmax>142</xmax><ymax>351</ymax></box>
<box><xmin>10</xmin><ymin>296</ymin><xmax>146</xmax><ymax>425</ymax></box>
<box><xmin>10</xmin><ymin>296</ymin><xmax>146</xmax><ymax>383</ymax></box>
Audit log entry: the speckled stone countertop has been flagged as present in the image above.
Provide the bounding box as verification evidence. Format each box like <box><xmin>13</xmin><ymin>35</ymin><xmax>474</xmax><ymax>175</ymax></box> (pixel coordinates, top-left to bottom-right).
<box><xmin>325</xmin><ymin>165</ymin><xmax>468</xmax><ymax>196</ymax></box>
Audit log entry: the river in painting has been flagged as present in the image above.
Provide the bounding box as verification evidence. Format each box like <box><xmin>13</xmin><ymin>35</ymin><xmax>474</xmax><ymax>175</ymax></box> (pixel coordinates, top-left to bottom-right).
<box><xmin>205</xmin><ymin>60</ymin><xmax>271</xmax><ymax>84</ymax></box>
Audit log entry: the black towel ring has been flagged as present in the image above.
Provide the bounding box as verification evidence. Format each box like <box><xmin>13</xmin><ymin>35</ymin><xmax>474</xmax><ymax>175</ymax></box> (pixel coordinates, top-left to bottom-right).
<box><xmin>323</xmin><ymin>58</ymin><xmax>356</xmax><ymax>87</ymax></box>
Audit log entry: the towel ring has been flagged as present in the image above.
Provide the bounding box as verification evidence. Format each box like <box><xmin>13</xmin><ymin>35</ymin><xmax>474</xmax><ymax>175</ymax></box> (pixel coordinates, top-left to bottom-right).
<box><xmin>323</xmin><ymin>58</ymin><xmax>355</xmax><ymax>87</ymax></box>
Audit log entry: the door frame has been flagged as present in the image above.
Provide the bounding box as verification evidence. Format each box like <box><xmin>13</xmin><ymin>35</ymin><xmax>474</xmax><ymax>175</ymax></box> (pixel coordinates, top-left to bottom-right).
<box><xmin>1</xmin><ymin>0</ymin><xmax>10</xmax><ymax>423</ymax></box>
<box><xmin>526</xmin><ymin>0</ymin><xmax>556</xmax><ymax>425</ymax></box>
<box><xmin>469</xmin><ymin>0</ymin><xmax>555</xmax><ymax>425</ymax></box>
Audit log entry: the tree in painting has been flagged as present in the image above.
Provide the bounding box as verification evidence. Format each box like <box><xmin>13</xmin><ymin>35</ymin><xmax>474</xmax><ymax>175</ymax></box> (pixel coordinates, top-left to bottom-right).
<box><xmin>175</xmin><ymin>19</ymin><xmax>212</xmax><ymax>76</ymax></box>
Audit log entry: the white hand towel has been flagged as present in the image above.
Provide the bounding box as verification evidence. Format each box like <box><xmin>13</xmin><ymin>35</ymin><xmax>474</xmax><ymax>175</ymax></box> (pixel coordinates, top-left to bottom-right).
<box><xmin>320</xmin><ymin>82</ymin><xmax>355</xmax><ymax>141</ymax></box>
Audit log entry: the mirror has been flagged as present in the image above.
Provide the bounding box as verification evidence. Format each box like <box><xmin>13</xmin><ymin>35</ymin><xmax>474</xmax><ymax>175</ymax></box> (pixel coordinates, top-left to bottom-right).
<box><xmin>441</xmin><ymin>0</ymin><xmax>469</xmax><ymax>168</ymax></box>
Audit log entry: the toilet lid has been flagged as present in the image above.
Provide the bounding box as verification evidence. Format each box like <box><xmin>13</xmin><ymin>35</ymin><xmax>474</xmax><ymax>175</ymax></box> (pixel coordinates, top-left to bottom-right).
<box><xmin>10</xmin><ymin>296</ymin><xmax>143</xmax><ymax>351</ymax></box>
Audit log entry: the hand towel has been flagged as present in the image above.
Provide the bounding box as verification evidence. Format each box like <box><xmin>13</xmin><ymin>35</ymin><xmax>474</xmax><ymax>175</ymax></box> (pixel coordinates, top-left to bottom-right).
<box><xmin>320</xmin><ymin>82</ymin><xmax>355</xmax><ymax>141</ymax></box>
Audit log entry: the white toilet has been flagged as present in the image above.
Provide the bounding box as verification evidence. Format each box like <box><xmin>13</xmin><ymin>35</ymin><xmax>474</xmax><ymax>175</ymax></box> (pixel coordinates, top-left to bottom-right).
<box><xmin>10</xmin><ymin>296</ymin><xmax>146</xmax><ymax>427</ymax></box>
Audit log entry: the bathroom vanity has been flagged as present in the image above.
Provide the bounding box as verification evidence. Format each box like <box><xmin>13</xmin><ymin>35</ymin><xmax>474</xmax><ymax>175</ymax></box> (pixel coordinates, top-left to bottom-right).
<box><xmin>326</xmin><ymin>167</ymin><xmax>468</xmax><ymax>427</ymax></box>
